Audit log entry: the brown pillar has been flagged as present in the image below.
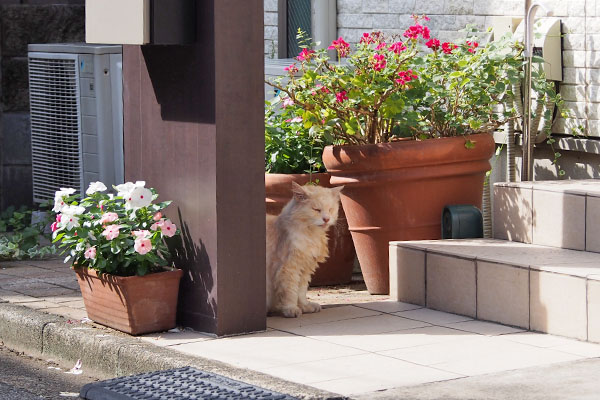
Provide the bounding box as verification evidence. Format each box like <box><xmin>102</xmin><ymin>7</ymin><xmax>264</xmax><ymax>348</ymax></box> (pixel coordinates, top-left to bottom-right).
<box><xmin>122</xmin><ymin>0</ymin><xmax>265</xmax><ymax>336</ymax></box>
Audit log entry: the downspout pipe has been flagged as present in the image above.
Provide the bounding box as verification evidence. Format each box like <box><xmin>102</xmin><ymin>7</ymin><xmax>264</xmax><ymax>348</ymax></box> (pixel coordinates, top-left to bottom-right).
<box><xmin>521</xmin><ymin>1</ymin><xmax>553</xmax><ymax>181</ymax></box>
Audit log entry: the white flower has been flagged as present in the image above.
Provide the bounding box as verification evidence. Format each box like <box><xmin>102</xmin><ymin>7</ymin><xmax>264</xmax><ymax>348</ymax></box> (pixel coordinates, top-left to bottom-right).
<box><xmin>52</xmin><ymin>188</ymin><xmax>76</xmax><ymax>213</ymax></box>
<box><xmin>86</xmin><ymin>181</ymin><xmax>107</xmax><ymax>195</ymax></box>
<box><xmin>115</xmin><ymin>181</ymin><xmax>146</xmax><ymax>199</ymax></box>
<box><xmin>59</xmin><ymin>205</ymin><xmax>85</xmax><ymax>230</ymax></box>
<box><xmin>125</xmin><ymin>186</ymin><xmax>153</xmax><ymax>209</ymax></box>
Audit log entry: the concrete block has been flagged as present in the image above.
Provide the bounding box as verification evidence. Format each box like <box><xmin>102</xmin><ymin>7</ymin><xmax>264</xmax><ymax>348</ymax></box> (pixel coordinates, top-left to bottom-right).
<box><xmin>264</xmin><ymin>0</ymin><xmax>277</xmax><ymax>13</ymax></box>
<box><xmin>389</xmin><ymin>245</ymin><xmax>425</xmax><ymax>306</ymax></box>
<box><xmin>587</xmin><ymin>277</ymin><xmax>600</xmax><ymax>342</ymax></box>
<box><xmin>445</xmin><ymin>0</ymin><xmax>473</xmax><ymax>15</ymax></box>
<box><xmin>372</xmin><ymin>13</ymin><xmax>398</xmax><ymax>29</ymax></box>
<box><xmin>0</xmin><ymin>302</ymin><xmax>61</xmax><ymax>357</ymax></box>
<box><xmin>388</xmin><ymin>0</ymin><xmax>416</xmax><ymax>14</ymax></box>
<box><xmin>530</xmin><ymin>271</ymin><xmax>587</xmax><ymax>340</ymax></box>
<box><xmin>492</xmin><ymin>185</ymin><xmax>533</xmax><ymax>243</ymax></box>
<box><xmin>1</xmin><ymin>57</ymin><xmax>29</xmax><ymax>112</ymax></box>
<box><xmin>532</xmin><ymin>190</ymin><xmax>585</xmax><ymax>250</ymax></box>
<box><xmin>1</xmin><ymin>112</ymin><xmax>31</xmax><ymax>165</ymax></box>
<box><xmin>338</xmin><ymin>13</ymin><xmax>373</xmax><ymax>29</ymax></box>
<box><xmin>362</xmin><ymin>0</ymin><xmax>388</xmax><ymax>13</ymax></box>
<box><xmin>477</xmin><ymin>261</ymin><xmax>529</xmax><ymax>329</ymax></box>
<box><xmin>338</xmin><ymin>0</ymin><xmax>363</xmax><ymax>13</ymax></box>
<box><xmin>426</xmin><ymin>253</ymin><xmax>476</xmax><ymax>318</ymax></box>
<box><xmin>42</xmin><ymin>322</ymin><xmax>129</xmax><ymax>378</ymax></box>
<box><xmin>0</xmin><ymin>5</ymin><xmax>84</xmax><ymax>57</ymax></box>
<box><xmin>1</xmin><ymin>166</ymin><xmax>33</xmax><ymax>209</ymax></box>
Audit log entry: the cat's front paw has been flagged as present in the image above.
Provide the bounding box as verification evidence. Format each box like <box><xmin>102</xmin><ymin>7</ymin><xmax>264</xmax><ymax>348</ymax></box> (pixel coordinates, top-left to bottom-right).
<box><xmin>300</xmin><ymin>301</ymin><xmax>321</xmax><ymax>314</ymax></box>
<box><xmin>281</xmin><ymin>306</ymin><xmax>302</xmax><ymax>318</ymax></box>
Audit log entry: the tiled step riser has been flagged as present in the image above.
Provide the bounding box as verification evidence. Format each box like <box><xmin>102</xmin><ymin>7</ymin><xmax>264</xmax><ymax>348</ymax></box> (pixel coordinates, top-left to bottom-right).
<box><xmin>390</xmin><ymin>245</ymin><xmax>600</xmax><ymax>342</ymax></box>
<box><xmin>493</xmin><ymin>183</ymin><xmax>600</xmax><ymax>252</ymax></box>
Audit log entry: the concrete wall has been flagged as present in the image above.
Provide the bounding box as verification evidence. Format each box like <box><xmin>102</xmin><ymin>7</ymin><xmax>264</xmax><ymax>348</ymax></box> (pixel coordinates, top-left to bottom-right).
<box><xmin>265</xmin><ymin>0</ymin><xmax>600</xmax><ymax>180</ymax></box>
<box><xmin>0</xmin><ymin>0</ymin><xmax>85</xmax><ymax>210</ymax></box>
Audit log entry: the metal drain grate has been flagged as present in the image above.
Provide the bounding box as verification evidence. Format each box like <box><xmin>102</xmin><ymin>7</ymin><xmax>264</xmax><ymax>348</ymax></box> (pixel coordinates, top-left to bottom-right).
<box><xmin>80</xmin><ymin>366</ymin><xmax>298</xmax><ymax>400</ymax></box>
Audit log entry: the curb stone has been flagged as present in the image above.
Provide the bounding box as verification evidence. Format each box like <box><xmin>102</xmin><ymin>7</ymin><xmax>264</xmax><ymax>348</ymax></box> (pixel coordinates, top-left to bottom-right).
<box><xmin>0</xmin><ymin>302</ymin><xmax>345</xmax><ymax>400</ymax></box>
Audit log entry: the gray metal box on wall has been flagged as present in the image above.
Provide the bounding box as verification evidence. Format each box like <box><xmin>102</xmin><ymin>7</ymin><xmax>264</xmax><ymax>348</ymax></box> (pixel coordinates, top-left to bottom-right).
<box><xmin>28</xmin><ymin>43</ymin><xmax>123</xmax><ymax>203</ymax></box>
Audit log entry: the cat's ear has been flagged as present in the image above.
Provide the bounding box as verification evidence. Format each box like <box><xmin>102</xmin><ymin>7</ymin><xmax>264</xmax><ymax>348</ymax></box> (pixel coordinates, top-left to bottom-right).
<box><xmin>291</xmin><ymin>181</ymin><xmax>308</xmax><ymax>201</ymax></box>
<box><xmin>332</xmin><ymin>185</ymin><xmax>345</xmax><ymax>197</ymax></box>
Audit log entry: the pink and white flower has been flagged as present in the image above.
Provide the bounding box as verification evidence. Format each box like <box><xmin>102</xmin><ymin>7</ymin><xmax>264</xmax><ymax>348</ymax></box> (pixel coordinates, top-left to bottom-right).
<box><xmin>84</xmin><ymin>246</ymin><xmax>97</xmax><ymax>260</ymax></box>
<box><xmin>134</xmin><ymin>237</ymin><xmax>152</xmax><ymax>255</ymax></box>
<box><xmin>102</xmin><ymin>224</ymin><xmax>121</xmax><ymax>240</ymax></box>
<box><xmin>153</xmin><ymin>212</ymin><xmax>162</xmax><ymax>221</ymax></box>
<box><xmin>160</xmin><ymin>219</ymin><xmax>177</xmax><ymax>237</ymax></box>
<box><xmin>132</xmin><ymin>230</ymin><xmax>151</xmax><ymax>238</ymax></box>
<box><xmin>100</xmin><ymin>212</ymin><xmax>118</xmax><ymax>224</ymax></box>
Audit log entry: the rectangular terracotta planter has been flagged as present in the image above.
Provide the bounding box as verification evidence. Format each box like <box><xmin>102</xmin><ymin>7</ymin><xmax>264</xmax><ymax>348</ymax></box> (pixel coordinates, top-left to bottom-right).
<box><xmin>75</xmin><ymin>267</ymin><xmax>183</xmax><ymax>335</ymax></box>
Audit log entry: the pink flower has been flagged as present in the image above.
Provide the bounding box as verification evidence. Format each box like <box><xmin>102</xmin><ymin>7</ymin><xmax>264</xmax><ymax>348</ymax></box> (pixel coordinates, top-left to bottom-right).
<box><xmin>297</xmin><ymin>48</ymin><xmax>315</xmax><ymax>61</ymax></box>
<box><xmin>403</xmin><ymin>24</ymin><xmax>422</xmax><ymax>40</ymax></box>
<box><xmin>56</xmin><ymin>214</ymin><xmax>61</xmax><ymax>223</ymax></box>
<box><xmin>150</xmin><ymin>221</ymin><xmax>163</xmax><ymax>231</ymax></box>
<box><xmin>442</xmin><ymin>42</ymin><xmax>458</xmax><ymax>54</ymax></box>
<box><xmin>100</xmin><ymin>212</ymin><xmax>118</xmax><ymax>224</ymax></box>
<box><xmin>284</xmin><ymin>63</ymin><xmax>299</xmax><ymax>75</ymax></box>
<box><xmin>282</xmin><ymin>97</ymin><xmax>294</xmax><ymax>108</ymax></box>
<box><xmin>371</xmin><ymin>53</ymin><xmax>387</xmax><ymax>71</ymax></box>
<box><xmin>396</xmin><ymin>69</ymin><xmax>418</xmax><ymax>85</ymax></box>
<box><xmin>426</xmin><ymin>38</ymin><xmax>441</xmax><ymax>51</ymax></box>
<box><xmin>317</xmin><ymin>84</ymin><xmax>330</xmax><ymax>94</ymax></box>
<box><xmin>102</xmin><ymin>224</ymin><xmax>121</xmax><ymax>240</ymax></box>
<box><xmin>422</xmin><ymin>26</ymin><xmax>430</xmax><ymax>39</ymax></box>
<box><xmin>153</xmin><ymin>212</ymin><xmax>162</xmax><ymax>221</ymax></box>
<box><xmin>51</xmin><ymin>222</ymin><xmax>58</xmax><ymax>232</ymax></box>
<box><xmin>134</xmin><ymin>237</ymin><xmax>152</xmax><ymax>255</ymax></box>
<box><xmin>467</xmin><ymin>41</ymin><xmax>479</xmax><ymax>53</ymax></box>
<box><xmin>375</xmin><ymin>42</ymin><xmax>387</xmax><ymax>50</ymax></box>
<box><xmin>84</xmin><ymin>246</ymin><xmax>96</xmax><ymax>260</ymax></box>
<box><xmin>285</xmin><ymin>116</ymin><xmax>303</xmax><ymax>123</ymax></box>
<box><xmin>359</xmin><ymin>32</ymin><xmax>374</xmax><ymax>44</ymax></box>
<box><xmin>388</xmin><ymin>42</ymin><xmax>407</xmax><ymax>54</ymax></box>
<box><xmin>160</xmin><ymin>219</ymin><xmax>177</xmax><ymax>238</ymax></box>
<box><xmin>132</xmin><ymin>230</ymin><xmax>151</xmax><ymax>238</ymax></box>
<box><xmin>335</xmin><ymin>90</ymin><xmax>348</xmax><ymax>103</ymax></box>
<box><xmin>328</xmin><ymin>37</ymin><xmax>350</xmax><ymax>58</ymax></box>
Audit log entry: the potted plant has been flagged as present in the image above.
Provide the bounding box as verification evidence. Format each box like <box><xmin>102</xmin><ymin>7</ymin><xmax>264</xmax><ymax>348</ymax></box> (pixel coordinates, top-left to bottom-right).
<box><xmin>267</xmin><ymin>16</ymin><xmax>558</xmax><ymax>294</ymax></box>
<box><xmin>52</xmin><ymin>181</ymin><xmax>183</xmax><ymax>335</ymax></box>
<box><xmin>265</xmin><ymin>98</ymin><xmax>355</xmax><ymax>286</ymax></box>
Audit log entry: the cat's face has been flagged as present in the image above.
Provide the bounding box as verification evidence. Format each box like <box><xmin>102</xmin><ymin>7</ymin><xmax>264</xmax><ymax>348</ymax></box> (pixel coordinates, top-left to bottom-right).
<box><xmin>291</xmin><ymin>182</ymin><xmax>344</xmax><ymax>228</ymax></box>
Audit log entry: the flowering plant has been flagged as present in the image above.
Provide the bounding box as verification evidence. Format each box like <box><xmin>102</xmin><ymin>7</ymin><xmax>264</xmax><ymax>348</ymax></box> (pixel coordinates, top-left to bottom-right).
<box><xmin>52</xmin><ymin>181</ymin><xmax>179</xmax><ymax>276</ymax></box>
<box><xmin>265</xmin><ymin>96</ymin><xmax>331</xmax><ymax>174</ymax></box>
<box><xmin>267</xmin><ymin>15</ymin><xmax>543</xmax><ymax>146</ymax></box>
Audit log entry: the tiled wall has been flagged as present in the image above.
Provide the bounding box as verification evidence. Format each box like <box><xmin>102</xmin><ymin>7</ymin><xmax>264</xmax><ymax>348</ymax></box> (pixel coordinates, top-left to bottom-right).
<box><xmin>265</xmin><ymin>0</ymin><xmax>600</xmax><ymax>138</ymax></box>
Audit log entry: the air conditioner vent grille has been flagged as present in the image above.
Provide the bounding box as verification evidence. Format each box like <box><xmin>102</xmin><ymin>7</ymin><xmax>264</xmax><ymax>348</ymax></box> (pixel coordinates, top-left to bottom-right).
<box><xmin>29</xmin><ymin>57</ymin><xmax>81</xmax><ymax>202</ymax></box>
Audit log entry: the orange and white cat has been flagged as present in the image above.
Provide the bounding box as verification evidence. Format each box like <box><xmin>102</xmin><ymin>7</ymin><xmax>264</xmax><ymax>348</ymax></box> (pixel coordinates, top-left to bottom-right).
<box><xmin>266</xmin><ymin>182</ymin><xmax>344</xmax><ymax>318</ymax></box>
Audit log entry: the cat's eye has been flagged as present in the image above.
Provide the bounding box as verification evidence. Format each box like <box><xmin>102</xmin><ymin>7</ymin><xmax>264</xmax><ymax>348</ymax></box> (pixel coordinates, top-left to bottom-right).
<box><xmin>313</xmin><ymin>208</ymin><xmax>321</xmax><ymax>212</ymax></box>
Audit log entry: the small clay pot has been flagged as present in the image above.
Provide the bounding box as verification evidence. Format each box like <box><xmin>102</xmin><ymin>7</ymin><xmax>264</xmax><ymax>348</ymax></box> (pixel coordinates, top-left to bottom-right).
<box><xmin>75</xmin><ymin>267</ymin><xmax>183</xmax><ymax>335</ymax></box>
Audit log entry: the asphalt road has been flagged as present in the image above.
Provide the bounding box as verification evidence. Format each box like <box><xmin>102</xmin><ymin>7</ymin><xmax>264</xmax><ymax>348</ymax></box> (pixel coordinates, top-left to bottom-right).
<box><xmin>0</xmin><ymin>344</ymin><xmax>99</xmax><ymax>399</ymax></box>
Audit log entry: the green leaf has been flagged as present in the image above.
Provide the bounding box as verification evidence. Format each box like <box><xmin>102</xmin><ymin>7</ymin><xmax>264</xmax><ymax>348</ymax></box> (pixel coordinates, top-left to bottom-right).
<box><xmin>464</xmin><ymin>139</ymin><xmax>476</xmax><ymax>149</ymax></box>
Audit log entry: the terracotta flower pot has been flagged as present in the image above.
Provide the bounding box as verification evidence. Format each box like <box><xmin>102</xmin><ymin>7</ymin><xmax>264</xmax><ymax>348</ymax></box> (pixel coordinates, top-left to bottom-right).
<box><xmin>74</xmin><ymin>267</ymin><xmax>183</xmax><ymax>335</ymax></box>
<box><xmin>322</xmin><ymin>133</ymin><xmax>495</xmax><ymax>294</ymax></box>
<box><xmin>265</xmin><ymin>173</ymin><xmax>356</xmax><ymax>286</ymax></box>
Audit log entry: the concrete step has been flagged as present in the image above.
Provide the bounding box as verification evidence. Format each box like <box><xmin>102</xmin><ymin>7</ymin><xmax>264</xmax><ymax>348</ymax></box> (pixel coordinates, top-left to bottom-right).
<box><xmin>389</xmin><ymin>238</ymin><xmax>600</xmax><ymax>342</ymax></box>
<box><xmin>493</xmin><ymin>179</ymin><xmax>600</xmax><ymax>251</ymax></box>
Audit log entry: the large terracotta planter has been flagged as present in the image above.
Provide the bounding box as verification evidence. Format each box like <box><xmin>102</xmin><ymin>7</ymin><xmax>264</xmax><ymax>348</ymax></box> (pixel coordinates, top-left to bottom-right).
<box><xmin>75</xmin><ymin>267</ymin><xmax>183</xmax><ymax>335</ymax></box>
<box><xmin>265</xmin><ymin>173</ymin><xmax>356</xmax><ymax>286</ymax></box>
<box><xmin>323</xmin><ymin>133</ymin><xmax>495</xmax><ymax>294</ymax></box>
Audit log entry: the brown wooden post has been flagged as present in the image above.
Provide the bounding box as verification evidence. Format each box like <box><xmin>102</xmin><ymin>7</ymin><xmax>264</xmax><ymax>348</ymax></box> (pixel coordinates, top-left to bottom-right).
<box><xmin>122</xmin><ymin>0</ymin><xmax>266</xmax><ymax>336</ymax></box>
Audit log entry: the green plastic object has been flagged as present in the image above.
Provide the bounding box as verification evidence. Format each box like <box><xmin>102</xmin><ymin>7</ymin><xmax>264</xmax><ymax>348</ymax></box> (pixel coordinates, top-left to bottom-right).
<box><xmin>441</xmin><ymin>205</ymin><xmax>483</xmax><ymax>239</ymax></box>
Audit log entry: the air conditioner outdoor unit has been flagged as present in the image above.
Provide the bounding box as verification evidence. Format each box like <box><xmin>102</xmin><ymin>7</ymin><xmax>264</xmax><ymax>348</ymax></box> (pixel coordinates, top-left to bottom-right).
<box><xmin>28</xmin><ymin>43</ymin><xmax>124</xmax><ymax>203</ymax></box>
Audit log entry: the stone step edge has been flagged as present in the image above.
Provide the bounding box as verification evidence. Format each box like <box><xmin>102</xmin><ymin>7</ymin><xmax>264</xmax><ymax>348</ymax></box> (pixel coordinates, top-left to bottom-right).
<box><xmin>389</xmin><ymin>238</ymin><xmax>600</xmax><ymax>342</ymax></box>
<box><xmin>0</xmin><ymin>302</ymin><xmax>342</xmax><ymax>400</ymax></box>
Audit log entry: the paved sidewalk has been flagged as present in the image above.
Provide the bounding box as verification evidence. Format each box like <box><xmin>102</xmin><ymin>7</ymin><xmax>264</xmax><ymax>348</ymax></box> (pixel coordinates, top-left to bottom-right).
<box><xmin>2</xmin><ymin>259</ymin><xmax>600</xmax><ymax>399</ymax></box>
